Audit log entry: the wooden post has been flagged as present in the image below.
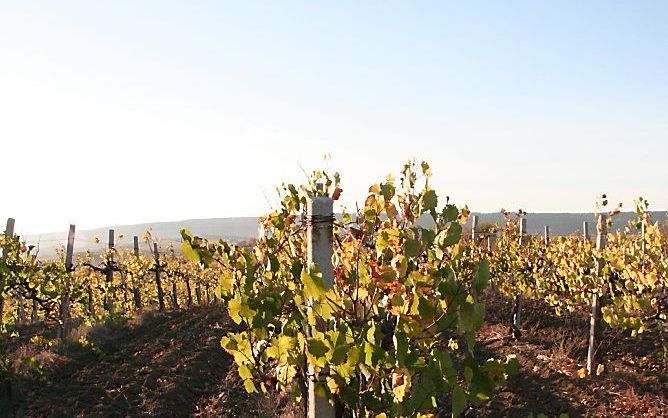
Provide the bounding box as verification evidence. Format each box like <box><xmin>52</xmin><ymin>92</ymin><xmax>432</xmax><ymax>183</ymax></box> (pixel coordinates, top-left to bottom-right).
<box><xmin>154</xmin><ymin>243</ymin><xmax>165</xmax><ymax>311</ymax></box>
<box><xmin>487</xmin><ymin>233</ymin><xmax>493</xmax><ymax>252</ymax></box>
<box><xmin>104</xmin><ymin>229</ymin><xmax>115</xmax><ymax>312</ymax></box>
<box><xmin>185</xmin><ymin>276</ymin><xmax>193</xmax><ymax>308</ymax></box>
<box><xmin>132</xmin><ymin>236</ymin><xmax>142</xmax><ymax>309</ymax></box>
<box><xmin>587</xmin><ymin>214</ymin><xmax>606</xmax><ymax>375</ymax></box>
<box><xmin>583</xmin><ymin>221</ymin><xmax>590</xmax><ymax>242</ymax></box>
<box><xmin>31</xmin><ymin>300</ymin><xmax>38</xmax><ymax>323</ymax></box>
<box><xmin>133</xmin><ymin>236</ymin><xmax>139</xmax><ymax>256</ymax></box>
<box><xmin>171</xmin><ymin>281</ymin><xmax>179</xmax><ymax>309</ymax></box>
<box><xmin>196</xmin><ymin>266</ymin><xmax>203</xmax><ymax>305</ymax></box>
<box><xmin>544</xmin><ymin>225</ymin><xmax>550</xmax><ymax>246</ymax></box>
<box><xmin>60</xmin><ymin>225</ymin><xmax>75</xmax><ymax>328</ymax></box>
<box><xmin>306</xmin><ymin>189</ymin><xmax>336</xmax><ymax>418</ymax></box>
<box><xmin>1</xmin><ymin>219</ymin><xmax>16</xmax><ymax>326</ymax></box>
<box><xmin>512</xmin><ymin>218</ymin><xmax>527</xmax><ymax>336</ymax></box>
<box><xmin>471</xmin><ymin>215</ymin><xmax>479</xmax><ymax>244</ymax></box>
<box><xmin>640</xmin><ymin>222</ymin><xmax>646</xmax><ymax>252</ymax></box>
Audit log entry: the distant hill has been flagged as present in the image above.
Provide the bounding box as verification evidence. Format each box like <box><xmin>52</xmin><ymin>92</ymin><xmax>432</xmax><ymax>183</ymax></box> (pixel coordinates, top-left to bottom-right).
<box><xmin>461</xmin><ymin>211</ymin><xmax>667</xmax><ymax>236</ymax></box>
<box><xmin>23</xmin><ymin>218</ymin><xmax>260</xmax><ymax>258</ymax></box>
<box><xmin>23</xmin><ymin>212</ymin><xmax>667</xmax><ymax>258</ymax></box>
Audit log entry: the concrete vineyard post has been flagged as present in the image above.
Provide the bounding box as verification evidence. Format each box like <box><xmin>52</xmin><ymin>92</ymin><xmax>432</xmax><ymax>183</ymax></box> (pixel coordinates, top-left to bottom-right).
<box><xmin>544</xmin><ymin>225</ymin><xmax>550</xmax><ymax>246</ymax></box>
<box><xmin>132</xmin><ymin>236</ymin><xmax>143</xmax><ymax>309</ymax></box>
<box><xmin>512</xmin><ymin>217</ymin><xmax>527</xmax><ymax>336</ymax></box>
<box><xmin>306</xmin><ymin>189</ymin><xmax>336</xmax><ymax>418</ymax></box>
<box><xmin>471</xmin><ymin>215</ymin><xmax>479</xmax><ymax>244</ymax></box>
<box><xmin>60</xmin><ymin>225</ymin><xmax>75</xmax><ymax>334</ymax></box>
<box><xmin>583</xmin><ymin>221</ymin><xmax>589</xmax><ymax>242</ymax></box>
<box><xmin>587</xmin><ymin>213</ymin><xmax>606</xmax><ymax>375</ymax></box>
<box><xmin>1</xmin><ymin>218</ymin><xmax>16</xmax><ymax>326</ymax></box>
<box><xmin>154</xmin><ymin>243</ymin><xmax>165</xmax><ymax>311</ymax></box>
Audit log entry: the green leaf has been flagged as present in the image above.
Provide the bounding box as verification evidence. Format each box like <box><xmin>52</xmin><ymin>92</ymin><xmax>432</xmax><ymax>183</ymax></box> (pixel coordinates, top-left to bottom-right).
<box><xmin>439</xmin><ymin>223</ymin><xmax>462</xmax><ymax>247</ymax></box>
<box><xmin>380</xmin><ymin>182</ymin><xmax>395</xmax><ymax>201</ymax></box>
<box><xmin>307</xmin><ymin>338</ymin><xmax>329</xmax><ymax>359</ymax></box>
<box><xmin>422</xmin><ymin>190</ymin><xmax>438</xmax><ymax>211</ymax></box>
<box><xmin>302</xmin><ymin>266</ymin><xmax>327</xmax><ymax>300</ymax></box>
<box><xmin>443</xmin><ymin>204</ymin><xmax>459</xmax><ymax>222</ymax></box>
<box><xmin>452</xmin><ymin>384</ymin><xmax>466</xmax><ymax>417</ymax></box>
<box><xmin>472</xmin><ymin>260</ymin><xmax>490</xmax><ymax>295</ymax></box>
<box><xmin>506</xmin><ymin>355</ymin><xmax>520</xmax><ymax>375</ymax></box>
<box><xmin>394</xmin><ymin>330</ymin><xmax>409</xmax><ymax>367</ymax></box>
<box><xmin>404</xmin><ymin>237</ymin><xmax>420</xmax><ymax>258</ymax></box>
<box><xmin>458</xmin><ymin>300</ymin><xmax>485</xmax><ymax>335</ymax></box>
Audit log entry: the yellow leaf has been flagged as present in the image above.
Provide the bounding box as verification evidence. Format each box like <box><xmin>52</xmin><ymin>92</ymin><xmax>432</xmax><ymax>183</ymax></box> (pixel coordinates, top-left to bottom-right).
<box><xmin>392</xmin><ymin>368</ymin><xmax>412</xmax><ymax>402</ymax></box>
<box><xmin>596</xmin><ymin>364</ymin><xmax>605</xmax><ymax>376</ymax></box>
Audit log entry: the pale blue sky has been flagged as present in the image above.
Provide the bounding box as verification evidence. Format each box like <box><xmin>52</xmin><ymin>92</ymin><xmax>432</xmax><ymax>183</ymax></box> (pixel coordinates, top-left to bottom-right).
<box><xmin>1</xmin><ymin>1</ymin><xmax>667</xmax><ymax>234</ymax></box>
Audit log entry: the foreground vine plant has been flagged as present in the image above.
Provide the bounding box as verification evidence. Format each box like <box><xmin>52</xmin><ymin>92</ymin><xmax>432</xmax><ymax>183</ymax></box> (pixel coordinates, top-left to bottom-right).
<box><xmin>182</xmin><ymin>161</ymin><xmax>517</xmax><ymax>417</ymax></box>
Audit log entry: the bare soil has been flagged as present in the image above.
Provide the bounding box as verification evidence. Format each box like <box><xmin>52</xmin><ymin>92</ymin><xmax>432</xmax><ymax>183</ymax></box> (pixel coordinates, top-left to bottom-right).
<box><xmin>3</xmin><ymin>294</ymin><xmax>665</xmax><ymax>417</ymax></box>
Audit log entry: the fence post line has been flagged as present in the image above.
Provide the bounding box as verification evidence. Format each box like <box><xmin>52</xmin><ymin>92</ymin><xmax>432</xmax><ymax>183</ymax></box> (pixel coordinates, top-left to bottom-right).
<box><xmin>512</xmin><ymin>217</ymin><xmax>527</xmax><ymax>336</ymax></box>
<box><xmin>1</xmin><ymin>218</ymin><xmax>16</xmax><ymax>326</ymax></box>
<box><xmin>306</xmin><ymin>187</ymin><xmax>336</xmax><ymax>418</ymax></box>
<box><xmin>544</xmin><ymin>225</ymin><xmax>550</xmax><ymax>246</ymax></box>
<box><xmin>587</xmin><ymin>213</ymin><xmax>607</xmax><ymax>375</ymax></box>
<box><xmin>154</xmin><ymin>243</ymin><xmax>165</xmax><ymax>311</ymax></box>
<box><xmin>60</xmin><ymin>225</ymin><xmax>76</xmax><ymax>332</ymax></box>
<box><xmin>471</xmin><ymin>215</ymin><xmax>479</xmax><ymax>244</ymax></box>
<box><xmin>132</xmin><ymin>236</ymin><xmax>142</xmax><ymax>309</ymax></box>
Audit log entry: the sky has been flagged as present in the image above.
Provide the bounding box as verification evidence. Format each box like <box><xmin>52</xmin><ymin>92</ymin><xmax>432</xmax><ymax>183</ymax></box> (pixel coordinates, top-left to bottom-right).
<box><xmin>1</xmin><ymin>1</ymin><xmax>667</xmax><ymax>235</ymax></box>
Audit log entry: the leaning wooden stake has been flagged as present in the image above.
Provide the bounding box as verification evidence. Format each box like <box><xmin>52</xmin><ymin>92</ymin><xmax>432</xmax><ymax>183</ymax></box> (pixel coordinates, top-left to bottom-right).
<box><xmin>153</xmin><ymin>243</ymin><xmax>165</xmax><ymax>311</ymax></box>
<box><xmin>1</xmin><ymin>218</ymin><xmax>16</xmax><ymax>326</ymax></box>
<box><xmin>587</xmin><ymin>214</ymin><xmax>606</xmax><ymax>375</ymax></box>
<box><xmin>511</xmin><ymin>218</ymin><xmax>527</xmax><ymax>336</ymax></box>
<box><xmin>306</xmin><ymin>189</ymin><xmax>336</xmax><ymax>418</ymax></box>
